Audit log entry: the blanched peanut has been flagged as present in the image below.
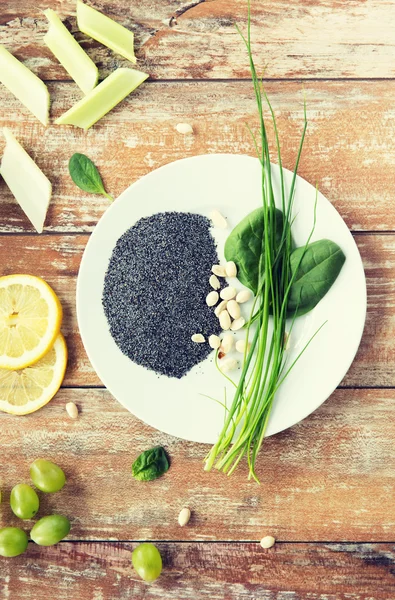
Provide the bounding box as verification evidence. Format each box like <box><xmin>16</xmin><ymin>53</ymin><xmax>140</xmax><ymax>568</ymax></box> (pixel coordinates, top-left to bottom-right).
<box><xmin>220</xmin><ymin>286</ymin><xmax>237</xmax><ymax>301</ymax></box>
<box><xmin>208</xmin><ymin>335</ymin><xmax>221</xmax><ymax>349</ymax></box>
<box><xmin>191</xmin><ymin>333</ymin><xmax>205</xmax><ymax>343</ymax></box>
<box><xmin>220</xmin><ymin>358</ymin><xmax>238</xmax><ymax>373</ymax></box>
<box><xmin>66</xmin><ymin>402</ymin><xmax>79</xmax><ymax>420</ymax></box>
<box><xmin>219</xmin><ymin>310</ymin><xmax>231</xmax><ymax>331</ymax></box>
<box><xmin>230</xmin><ymin>317</ymin><xmax>245</xmax><ymax>331</ymax></box>
<box><xmin>220</xmin><ymin>333</ymin><xmax>234</xmax><ymax>354</ymax></box>
<box><xmin>210</xmin><ymin>209</ymin><xmax>227</xmax><ymax>229</ymax></box>
<box><xmin>225</xmin><ymin>261</ymin><xmax>237</xmax><ymax>277</ymax></box>
<box><xmin>214</xmin><ymin>300</ymin><xmax>228</xmax><ymax>317</ymax></box>
<box><xmin>178</xmin><ymin>507</ymin><xmax>191</xmax><ymax>526</ymax></box>
<box><xmin>235</xmin><ymin>339</ymin><xmax>251</xmax><ymax>354</ymax></box>
<box><xmin>227</xmin><ymin>299</ymin><xmax>240</xmax><ymax>319</ymax></box>
<box><xmin>209</xmin><ymin>274</ymin><xmax>220</xmax><ymax>290</ymax></box>
<box><xmin>212</xmin><ymin>265</ymin><xmax>226</xmax><ymax>277</ymax></box>
<box><xmin>236</xmin><ymin>290</ymin><xmax>252</xmax><ymax>303</ymax></box>
<box><xmin>260</xmin><ymin>535</ymin><xmax>276</xmax><ymax>549</ymax></box>
<box><xmin>176</xmin><ymin>123</ymin><xmax>193</xmax><ymax>134</ymax></box>
<box><xmin>206</xmin><ymin>291</ymin><xmax>219</xmax><ymax>306</ymax></box>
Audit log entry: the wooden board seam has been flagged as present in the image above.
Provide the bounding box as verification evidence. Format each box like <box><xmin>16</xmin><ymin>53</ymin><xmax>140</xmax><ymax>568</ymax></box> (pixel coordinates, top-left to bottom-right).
<box><xmin>52</xmin><ymin>540</ymin><xmax>395</xmax><ymax>544</ymax></box>
<box><xmin>13</xmin><ymin>77</ymin><xmax>395</xmax><ymax>86</ymax></box>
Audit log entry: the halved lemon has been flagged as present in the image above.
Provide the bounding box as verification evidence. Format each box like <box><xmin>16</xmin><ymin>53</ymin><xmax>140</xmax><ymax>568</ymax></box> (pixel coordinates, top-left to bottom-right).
<box><xmin>0</xmin><ymin>274</ymin><xmax>62</xmax><ymax>370</ymax></box>
<box><xmin>0</xmin><ymin>333</ymin><xmax>67</xmax><ymax>415</ymax></box>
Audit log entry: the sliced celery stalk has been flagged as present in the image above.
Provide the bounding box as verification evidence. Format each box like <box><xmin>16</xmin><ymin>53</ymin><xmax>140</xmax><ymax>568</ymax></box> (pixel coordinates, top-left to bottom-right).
<box><xmin>55</xmin><ymin>67</ymin><xmax>148</xmax><ymax>130</ymax></box>
<box><xmin>77</xmin><ymin>0</ymin><xmax>136</xmax><ymax>64</ymax></box>
<box><xmin>44</xmin><ymin>8</ymin><xmax>98</xmax><ymax>95</ymax></box>
<box><xmin>0</xmin><ymin>129</ymin><xmax>52</xmax><ymax>233</ymax></box>
<box><xmin>0</xmin><ymin>45</ymin><xmax>50</xmax><ymax>126</ymax></box>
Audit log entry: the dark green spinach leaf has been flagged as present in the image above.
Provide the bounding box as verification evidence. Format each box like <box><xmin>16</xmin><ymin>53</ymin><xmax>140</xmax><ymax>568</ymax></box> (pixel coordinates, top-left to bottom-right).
<box><xmin>132</xmin><ymin>446</ymin><xmax>169</xmax><ymax>482</ymax></box>
<box><xmin>69</xmin><ymin>153</ymin><xmax>113</xmax><ymax>200</ymax></box>
<box><xmin>224</xmin><ymin>207</ymin><xmax>284</xmax><ymax>293</ymax></box>
<box><xmin>287</xmin><ymin>239</ymin><xmax>346</xmax><ymax>317</ymax></box>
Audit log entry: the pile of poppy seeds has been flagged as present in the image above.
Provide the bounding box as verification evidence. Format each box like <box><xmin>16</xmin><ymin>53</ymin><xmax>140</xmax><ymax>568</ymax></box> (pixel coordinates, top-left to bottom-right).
<box><xmin>103</xmin><ymin>212</ymin><xmax>223</xmax><ymax>378</ymax></box>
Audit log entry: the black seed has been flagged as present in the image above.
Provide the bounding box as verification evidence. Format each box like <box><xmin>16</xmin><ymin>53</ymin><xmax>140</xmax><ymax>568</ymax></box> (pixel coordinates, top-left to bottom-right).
<box><xmin>102</xmin><ymin>212</ymin><xmax>223</xmax><ymax>379</ymax></box>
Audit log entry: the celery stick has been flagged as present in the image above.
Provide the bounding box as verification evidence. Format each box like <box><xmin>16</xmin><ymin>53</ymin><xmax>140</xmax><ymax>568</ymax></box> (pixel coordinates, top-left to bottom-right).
<box><xmin>0</xmin><ymin>45</ymin><xmax>49</xmax><ymax>126</ymax></box>
<box><xmin>55</xmin><ymin>67</ymin><xmax>148</xmax><ymax>130</ymax></box>
<box><xmin>0</xmin><ymin>129</ymin><xmax>52</xmax><ymax>233</ymax></box>
<box><xmin>77</xmin><ymin>0</ymin><xmax>136</xmax><ymax>64</ymax></box>
<box><xmin>44</xmin><ymin>8</ymin><xmax>98</xmax><ymax>95</ymax></box>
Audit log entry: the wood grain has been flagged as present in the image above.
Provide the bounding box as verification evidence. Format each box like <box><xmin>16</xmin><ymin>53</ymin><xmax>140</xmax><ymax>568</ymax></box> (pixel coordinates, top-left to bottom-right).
<box><xmin>0</xmin><ymin>388</ymin><xmax>393</xmax><ymax>541</ymax></box>
<box><xmin>0</xmin><ymin>80</ymin><xmax>395</xmax><ymax>233</ymax></box>
<box><xmin>0</xmin><ymin>233</ymin><xmax>391</xmax><ymax>387</ymax></box>
<box><xmin>0</xmin><ymin>1</ymin><xmax>393</xmax><ymax>597</ymax></box>
<box><xmin>1</xmin><ymin>0</ymin><xmax>395</xmax><ymax>80</ymax></box>
<box><xmin>1</xmin><ymin>542</ymin><xmax>394</xmax><ymax>599</ymax></box>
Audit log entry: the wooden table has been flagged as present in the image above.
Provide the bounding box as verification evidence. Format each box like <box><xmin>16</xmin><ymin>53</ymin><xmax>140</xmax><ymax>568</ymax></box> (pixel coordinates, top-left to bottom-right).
<box><xmin>1</xmin><ymin>1</ymin><xmax>394</xmax><ymax>598</ymax></box>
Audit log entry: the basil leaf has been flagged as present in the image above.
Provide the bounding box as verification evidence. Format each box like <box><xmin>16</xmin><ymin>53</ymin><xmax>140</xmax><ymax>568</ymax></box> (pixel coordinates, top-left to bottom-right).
<box><xmin>288</xmin><ymin>239</ymin><xmax>346</xmax><ymax>317</ymax></box>
<box><xmin>224</xmin><ymin>207</ymin><xmax>284</xmax><ymax>293</ymax></box>
<box><xmin>132</xmin><ymin>446</ymin><xmax>170</xmax><ymax>482</ymax></box>
<box><xmin>69</xmin><ymin>153</ymin><xmax>112</xmax><ymax>199</ymax></box>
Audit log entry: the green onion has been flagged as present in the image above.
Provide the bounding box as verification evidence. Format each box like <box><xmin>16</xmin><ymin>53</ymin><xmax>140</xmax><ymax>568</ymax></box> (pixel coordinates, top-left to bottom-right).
<box><xmin>204</xmin><ymin>2</ymin><xmax>324</xmax><ymax>482</ymax></box>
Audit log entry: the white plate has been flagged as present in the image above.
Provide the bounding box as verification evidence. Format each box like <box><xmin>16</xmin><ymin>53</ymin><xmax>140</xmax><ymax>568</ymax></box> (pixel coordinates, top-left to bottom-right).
<box><xmin>77</xmin><ymin>154</ymin><xmax>366</xmax><ymax>443</ymax></box>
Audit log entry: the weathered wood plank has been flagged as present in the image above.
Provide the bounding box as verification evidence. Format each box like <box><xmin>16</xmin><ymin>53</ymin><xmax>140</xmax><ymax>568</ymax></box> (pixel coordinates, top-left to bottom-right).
<box><xmin>0</xmin><ymin>388</ymin><xmax>393</xmax><ymax>541</ymax></box>
<box><xmin>0</xmin><ymin>80</ymin><xmax>394</xmax><ymax>233</ymax></box>
<box><xmin>1</xmin><ymin>542</ymin><xmax>395</xmax><ymax>599</ymax></box>
<box><xmin>1</xmin><ymin>0</ymin><xmax>395</xmax><ymax>80</ymax></box>
<box><xmin>0</xmin><ymin>233</ymin><xmax>391</xmax><ymax>387</ymax></box>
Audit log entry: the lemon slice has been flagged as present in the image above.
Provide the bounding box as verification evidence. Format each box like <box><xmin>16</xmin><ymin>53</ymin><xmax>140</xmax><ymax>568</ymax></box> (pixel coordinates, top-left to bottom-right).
<box><xmin>0</xmin><ymin>333</ymin><xmax>67</xmax><ymax>415</ymax></box>
<box><xmin>0</xmin><ymin>275</ymin><xmax>63</xmax><ymax>370</ymax></box>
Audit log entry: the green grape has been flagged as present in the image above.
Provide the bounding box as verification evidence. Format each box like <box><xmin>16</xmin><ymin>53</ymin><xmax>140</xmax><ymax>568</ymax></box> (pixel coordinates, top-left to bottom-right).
<box><xmin>0</xmin><ymin>527</ymin><xmax>29</xmax><ymax>557</ymax></box>
<box><xmin>10</xmin><ymin>484</ymin><xmax>39</xmax><ymax>520</ymax></box>
<box><xmin>30</xmin><ymin>515</ymin><xmax>70</xmax><ymax>546</ymax></box>
<box><xmin>30</xmin><ymin>459</ymin><xmax>66</xmax><ymax>493</ymax></box>
<box><xmin>132</xmin><ymin>543</ymin><xmax>162</xmax><ymax>582</ymax></box>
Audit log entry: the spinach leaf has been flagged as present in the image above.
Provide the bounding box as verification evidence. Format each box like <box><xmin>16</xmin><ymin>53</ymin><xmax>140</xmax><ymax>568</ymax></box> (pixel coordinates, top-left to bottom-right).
<box><xmin>287</xmin><ymin>239</ymin><xmax>346</xmax><ymax>317</ymax></box>
<box><xmin>132</xmin><ymin>446</ymin><xmax>169</xmax><ymax>482</ymax></box>
<box><xmin>69</xmin><ymin>153</ymin><xmax>113</xmax><ymax>200</ymax></box>
<box><xmin>224</xmin><ymin>207</ymin><xmax>284</xmax><ymax>293</ymax></box>
<box><xmin>225</xmin><ymin>208</ymin><xmax>345</xmax><ymax>318</ymax></box>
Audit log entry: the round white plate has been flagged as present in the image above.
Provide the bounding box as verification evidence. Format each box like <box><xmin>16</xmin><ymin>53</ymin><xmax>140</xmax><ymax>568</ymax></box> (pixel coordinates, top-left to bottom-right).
<box><xmin>77</xmin><ymin>154</ymin><xmax>366</xmax><ymax>443</ymax></box>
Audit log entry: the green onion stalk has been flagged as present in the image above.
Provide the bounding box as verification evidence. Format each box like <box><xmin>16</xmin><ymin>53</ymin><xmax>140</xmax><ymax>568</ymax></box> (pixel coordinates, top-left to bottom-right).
<box><xmin>204</xmin><ymin>2</ymin><xmax>323</xmax><ymax>482</ymax></box>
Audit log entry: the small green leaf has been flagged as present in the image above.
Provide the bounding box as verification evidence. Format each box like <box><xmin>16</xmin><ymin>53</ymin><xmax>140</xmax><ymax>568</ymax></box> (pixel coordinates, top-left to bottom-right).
<box><xmin>288</xmin><ymin>239</ymin><xmax>346</xmax><ymax>317</ymax></box>
<box><xmin>224</xmin><ymin>207</ymin><xmax>284</xmax><ymax>293</ymax></box>
<box><xmin>132</xmin><ymin>447</ymin><xmax>169</xmax><ymax>482</ymax></box>
<box><xmin>68</xmin><ymin>153</ymin><xmax>113</xmax><ymax>200</ymax></box>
